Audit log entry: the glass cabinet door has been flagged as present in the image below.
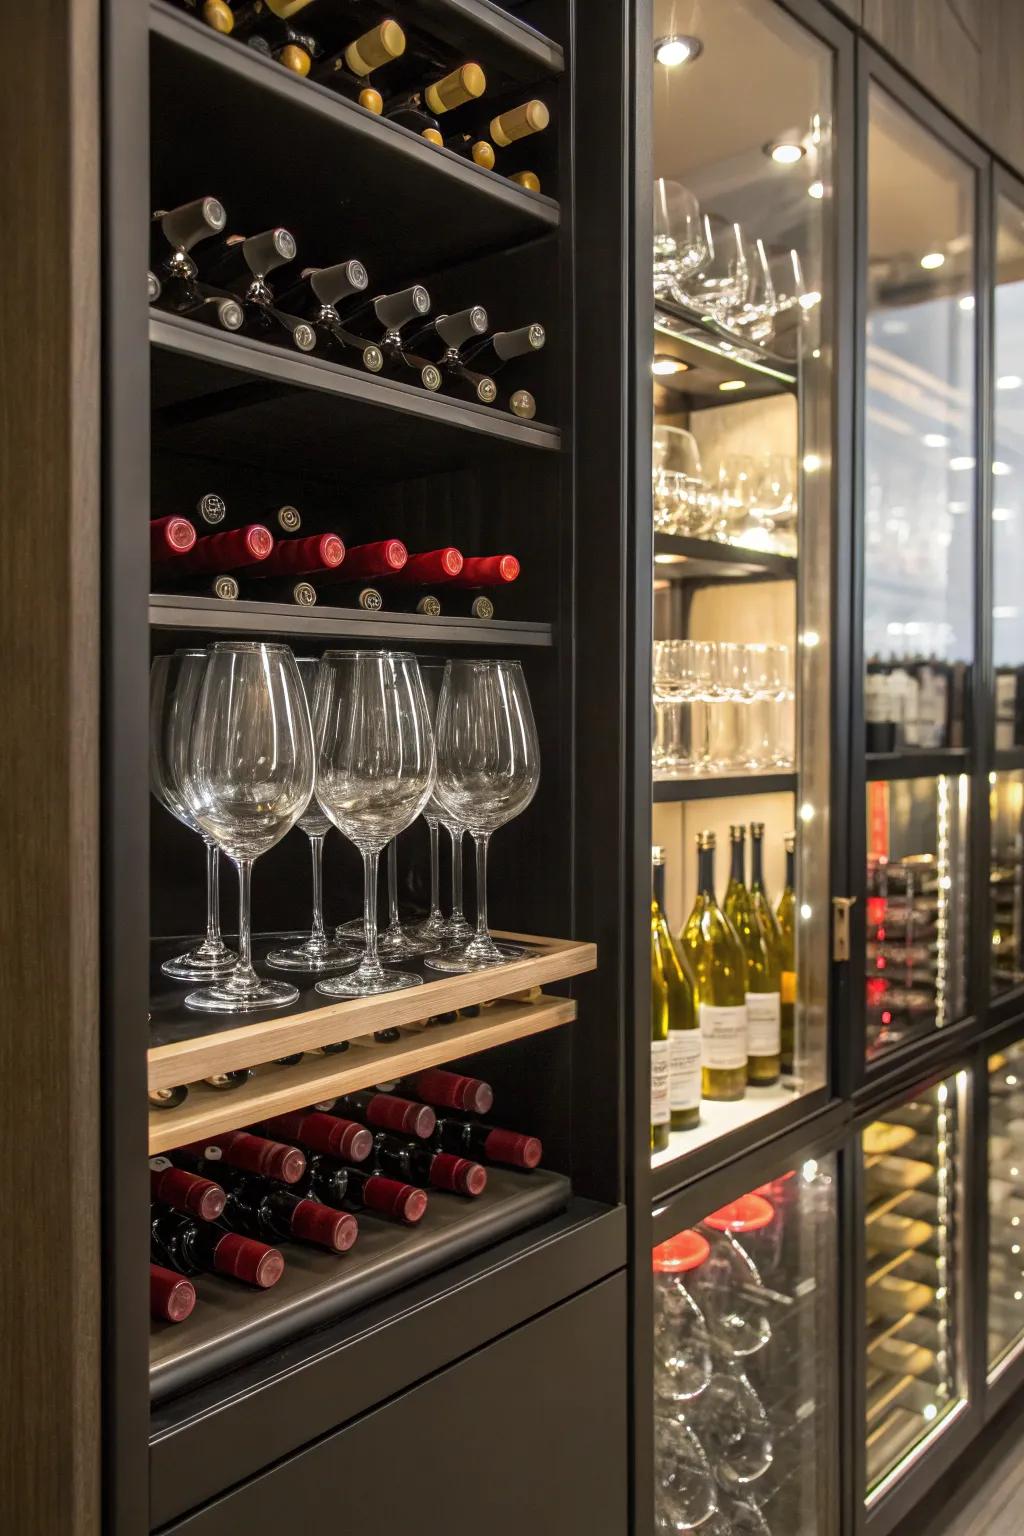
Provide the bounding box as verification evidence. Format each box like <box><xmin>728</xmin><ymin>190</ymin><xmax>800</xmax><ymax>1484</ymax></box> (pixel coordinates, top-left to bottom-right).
<box><xmin>647</xmin><ymin>0</ymin><xmax>837</xmax><ymax>1172</ymax></box>
<box><xmin>987</xmin><ymin>1038</ymin><xmax>1024</xmax><ymax>1377</ymax></box>
<box><xmin>652</xmin><ymin>1158</ymin><xmax>838</xmax><ymax>1534</ymax></box>
<box><xmin>862</xmin><ymin>1074</ymin><xmax>967</xmax><ymax>1501</ymax></box>
<box><xmin>861</xmin><ymin>84</ymin><xmax>979</xmax><ymax>1066</ymax></box>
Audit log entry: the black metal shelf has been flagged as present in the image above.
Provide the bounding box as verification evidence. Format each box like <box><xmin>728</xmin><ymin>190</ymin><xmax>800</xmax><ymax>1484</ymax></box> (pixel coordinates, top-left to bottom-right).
<box><xmin>653</xmin><ymin>532</ymin><xmax>797</xmax><ymax>582</ymax></box>
<box><xmin>994</xmin><ymin>747</ymin><xmax>1024</xmax><ymax>772</ymax></box>
<box><xmin>653</xmin><ymin>772</ymin><xmax>797</xmax><ymax>802</ymax></box>
<box><xmin>149</xmin><ymin>592</ymin><xmax>554</xmax><ymax>647</ymax></box>
<box><xmin>653</xmin><ymin>297</ymin><xmax>798</xmax><ymax>409</ymax></box>
<box><xmin>866</xmin><ymin>749</ymin><xmax>971</xmax><ymax>782</ymax></box>
<box><xmin>151</xmin><ymin>312</ymin><xmax>560</xmax><ymax>479</ymax></box>
<box><xmin>395</xmin><ymin>0</ymin><xmax>564</xmax><ymax>77</ymax></box>
<box><xmin>150</xmin><ymin>3</ymin><xmax>559</xmax><ymax>288</ymax></box>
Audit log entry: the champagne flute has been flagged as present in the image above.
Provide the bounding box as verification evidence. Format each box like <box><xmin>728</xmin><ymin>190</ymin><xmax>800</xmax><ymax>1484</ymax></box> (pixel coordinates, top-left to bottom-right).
<box><xmin>426</xmin><ymin>659</ymin><xmax>540</xmax><ymax>973</ymax></box>
<box><xmin>150</xmin><ymin>650</ymin><xmax>237</xmax><ymax>981</ymax></box>
<box><xmin>313</xmin><ymin>650</ymin><xmax>435</xmax><ymax>998</ymax></box>
<box><xmin>266</xmin><ymin>657</ymin><xmax>361</xmax><ymax>973</ymax></box>
<box><xmin>179</xmin><ymin>642</ymin><xmax>315</xmax><ymax>1012</ymax></box>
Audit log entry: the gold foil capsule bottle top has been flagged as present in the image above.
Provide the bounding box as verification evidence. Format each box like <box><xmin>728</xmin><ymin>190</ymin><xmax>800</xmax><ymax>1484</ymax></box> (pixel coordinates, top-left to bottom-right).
<box><xmin>345</xmin><ymin>19</ymin><xmax>406</xmax><ymax>75</ymax></box>
<box><xmin>359</xmin><ymin>87</ymin><xmax>384</xmax><ymax>114</ymax></box>
<box><xmin>490</xmin><ymin>99</ymin><xmax>550</xmax><ymax>146</ymax></box>
<box><xmin>425</xmin><ymin>62</ymin><xmax>486</xmax><ymax>115</ymax></box>
<box><xmin>510</xmin><ymin>170</ymin><xmax>541</xmax><ymax>193</ymax></box>
<box><xmin>509</xmin><ymin>389</ymin><xmax>536</xmax><ymax>420</ymax></box>
<box><xmin>267</xmin><ymin>0</ymin><xmax>317</xmax><ymax>17</ymax></box>
<box><xmin>201</xmin><ymin>0</ymin><xmax>234</xmax><ymax>33</ymax></box>
<box><xmin>471</xmin><ymin>141</ymin><xmax>496</xmax><ymax>170</ymax></box>
<box><xmin>422</xmin><ymin>127</ymin><xmax>444</xmax><ymax>147</ymax></box>
<box><xmin>279</xmin><ymin>44</ymin><xmax>312</xmax><ymax>76</ymax></box>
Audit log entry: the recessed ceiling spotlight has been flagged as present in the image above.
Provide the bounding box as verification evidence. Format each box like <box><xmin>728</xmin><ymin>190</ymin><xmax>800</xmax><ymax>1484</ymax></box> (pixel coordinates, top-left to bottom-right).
<box><xmin>651</xmin><ymin>354</ymin><xmax>689</xmax><ymax>376</ymax></box>
<box><xmin>998</xmin><ymin>375</ymin><xmax>1023</xmax><ymax>391</ymax></box>
<box><xmin>718</xmin><ymin>379</ymin><xmax>746</xmax><ymax>392</ymax></box>
<box><xmin>765</xmin><ymin>139</ymin><xmax>806</xmax><ymax>165</ymax></box>
<box><xmin>654</xmin><ymin>34</ymin><xmax>702</xmax><ymax>67</ymax></box>
<box><xmin>808</xmin><ymin>180</ymin><xmax>825</xmax><ymax>200</ymax></box>
<box><xmin>920</xmin><ymin>251</ymin><xmax>946</xmax><ymax>270</ymax></box>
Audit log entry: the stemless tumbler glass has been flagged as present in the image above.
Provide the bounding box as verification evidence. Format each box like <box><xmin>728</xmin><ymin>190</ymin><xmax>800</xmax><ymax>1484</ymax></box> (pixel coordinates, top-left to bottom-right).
<box><xmin>313</xmin><ymin>650</ymin><xmax>435</xmax><ymax>998</ymax></box>
<box><xmin>150</xmin><ymin>650</ymin><xmax>237</xmax><ymax>981</ymax></box>
<box><xmin>426</xmin><ymin>659</ymin><xmax>540</xmax><ymax>973</ymax></box>
<box><xmin>180</xmin><ymin>642</ymin><xmax>315</xmax><ymax>1012</ymax></box>
<box><xmin>266</xmin><ymin>657</ymin><xmax>361</xmax><ymax>974</ymax></box>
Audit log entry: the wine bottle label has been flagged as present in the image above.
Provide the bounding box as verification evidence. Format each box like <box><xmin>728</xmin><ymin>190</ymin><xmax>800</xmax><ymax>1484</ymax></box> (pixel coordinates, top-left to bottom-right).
<box><xmin>668</xmin><ymin>1032</ymin><xmax>702</xmax><ymax>1111</ymax></box>
<box><xmin>699</xmin><ymin>1003</ymin><xmax>747</xmax><ymax>1069</ymax></box>
<box><xmin>651</xmin><ymin>1040</ymin><xmax>670</xmax><ymax>1125</ymax></box>
<box><xmin>781</xmin><ymin>970</ymin><xmax>796</xmax><ymax>1005</ymax></box>
<box><xmin>745</xmin><ymin>992</ymin><xmax>781</xmax><ymax>1056</ymax></box>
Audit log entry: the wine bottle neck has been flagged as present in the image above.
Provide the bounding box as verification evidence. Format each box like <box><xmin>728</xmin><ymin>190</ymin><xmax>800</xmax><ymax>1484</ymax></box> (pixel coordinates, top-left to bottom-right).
<box><xmin>729</xmin><ymin>837</ymin><xmax>745</xmax><ymax>886</ymax></box>
<box><xmin>751</xmin><ymin>836</ymin><xmax>765</xmax><ymax>890</ymax></box>
<box><xmin>785</xmin><ymin>847</ymin><xmax>795</xmax><ymax>889</ymax></box>
<box><xmin>653</xmin><ymin>860</ymin><xmax>666</xmax><ymax>912</ymax></box>
<box><xmin>697</xmin><ymin>845</ymin><xmax>716</xmax><ymax>900</ymax></box>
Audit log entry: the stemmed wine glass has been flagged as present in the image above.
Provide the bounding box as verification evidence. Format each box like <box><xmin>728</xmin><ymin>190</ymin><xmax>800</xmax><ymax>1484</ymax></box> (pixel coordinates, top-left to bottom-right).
<box><xmin>150</xmin><ymin>650</ymin><xmax>237</xmax><ymax>981</ymax></box>
<box><xmin>426</xmin><ymin>659</ymin><xmax>540</xmax><ymax>973</ymax></box>
<box><xmin>653</xmin><ymin>179</ymin><xmax>708</xmax><ymax>303</ymax></box>
<box><xmin>178</xmin><ymin>642</ymin><xmax>315</xmax><ymax>1012</ymax></box>
<box><xmin>266</xmin><ymin>657</ymin><xmax>361</xmax><ymax>974</ymax></box>
<box><xmin>376</xmin><ymin>836</ymin><xmax>441</xmax><ymax>958</ymax></box>
<box><xmin>313</xmin><ymin>650</ymin><xmax>435</xmax><ymax>998</ymax></box>
<box><xmin>684</xmin><ymin>215</ymin><xmax>749</xmax><ymax>324</ymax></box>
<box><xmin>406</xmin><ymin>661</ymin><xmax>449</xmax><ymax>947</ymax></box>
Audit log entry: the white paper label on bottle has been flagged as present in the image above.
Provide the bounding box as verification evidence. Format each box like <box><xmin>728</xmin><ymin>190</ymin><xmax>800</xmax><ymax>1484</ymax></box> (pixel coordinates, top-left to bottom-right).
<box><xmin>669</xmin><ymin>1031</ymin><xmax>702</xmax><ymax>1110</ymax></box>
<box><xmin>651</xmin><ymin>1040</ymin><xmax>671</xmax><ymax>1124</ymax></box>
<box><xmin>746</xmin><ymin>992</ymin><xmax>781</xmax><ymax>1056</ymax></box>
<box><xmin>699</xmin><ymin>1004</ymin><xmax>747</xmax><ymax>1070</ymax></box>
<box><xmin>865</xmin><ymin>674</ymin><xmax>887</xmax><ymax>724</ymax></box>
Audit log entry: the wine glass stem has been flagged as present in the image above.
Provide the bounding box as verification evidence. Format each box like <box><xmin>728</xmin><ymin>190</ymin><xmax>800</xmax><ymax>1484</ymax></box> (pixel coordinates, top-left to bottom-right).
<box><xmin>388</xmin><ymin>839</ymin><xmax>400</xmax><ymax>926</ymax></box>
<box><xmin>308</xmin><ymin>833</ymin><xmax>326</xmax><ymax>943</ymax></box>
<box><xmin>473</xmin><ymin>833</ymin><xmax>491</xmax><ymax>939</ymax></box>
<box><xmin>204</xmin><ymin>838</ymin><xmax>222</xmax><ymax>946</ymax></box>
<box><xmin>449</xmin><ymin>825</ymin><xmax>465</xmax><ymax>921</ymax></box>
<box><xmin>427</xmin><ymin>818</ymin><xmax>442</xmax><ymax>919</ymax></box>
<box><xmin>235</xmin><ymin>856</ymin><xmax>256</xmax><ymax>983</ymax></box>
<box><xmin>363</xmin><ymin>847</ymin><xmax>381</xmax><ymax>966</ymax></box>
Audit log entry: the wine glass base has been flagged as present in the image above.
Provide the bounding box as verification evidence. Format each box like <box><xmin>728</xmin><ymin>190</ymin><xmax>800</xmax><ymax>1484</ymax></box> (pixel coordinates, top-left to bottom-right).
<box><xmin>265</xmin><ymin>940</ymin><xmax>361</xmax><ymax>973</ymax></box>
<box><xmin>405</xmin><ymin>914</ymin><xmax>447</xmax><ymax>946</ymax></box>
<box><xmin>315</xmin><ymin>968</ymin><xmax>424</xmax><ymax>999</ymax></box>
<box><xmin>424</xmin><ymin>944</ymin><xmax>508</xmax><ymax>974</ymax></box>
<box><xmin>185</xmin><ymin>977</ymin><xmax>299</xmax><ymax>1013</ymax></box>
<box><xmin>162</xmin><ymin>945</ymin><xmax>238</xmax><ymax>982</ymax></box>
<box><xmin>335</xmin><ymin>918</ymin><xmax>366</xmax><ymax>941</ymax></box>
<box><xmin>377</xmin><ymin>925</ymin><xmax>440</xmax><ymax>959</ymax></box>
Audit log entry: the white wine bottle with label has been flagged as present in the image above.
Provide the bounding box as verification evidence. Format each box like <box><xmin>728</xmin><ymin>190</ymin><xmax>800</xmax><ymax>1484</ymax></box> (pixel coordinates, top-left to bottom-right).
<box><xmin>652</xmin><ymin>846</ymin><xmax>700</xmax><ymax>1132</ymax></box>
<box><xmin>680</xmin><ymin>830</ymin><xmax>747</xmax><ymax>1102</ymax></box>
<box><xmin>723</xmin><ymin>824</ymin><xmax>780</xmax><ymax>1087</ymax></box>
<box><xmin>749</xmin><ymin>822</ymin><xmax>783</xmax><ymax>1084</ymax></box>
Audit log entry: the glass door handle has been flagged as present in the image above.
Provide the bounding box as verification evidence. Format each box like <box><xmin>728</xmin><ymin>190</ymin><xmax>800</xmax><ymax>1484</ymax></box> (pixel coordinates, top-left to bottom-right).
<box><xmin>832</xmin><ymin>895</ymin><xmax>856</xmax><ymax>962</ymax></box>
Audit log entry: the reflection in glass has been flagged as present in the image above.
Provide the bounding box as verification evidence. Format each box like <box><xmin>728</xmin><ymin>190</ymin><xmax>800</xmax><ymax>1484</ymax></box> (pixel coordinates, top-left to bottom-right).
<box><xmin>988</xmin><ymin>1041</ymin><xmax>1024</xmax><ymax>1375</ymax></box>
<box><xmin>863</xmin><ymin>87</ymin><xmax>975</xmax><ymax>750</ymax></box>
<box><xmin>865</xmin><ymin>775</ymin><xmax>969</xmax><ymax>1060</ymax></box>
<box><xmin>653</xmin><ymin>1162</ymin><xmax>837</xmax><ymax>1534</ymax></box>
<box><xmin>863</xmin><ymin>1078</ymin><xmax>964</xmax><ymax>1497</ymax></box>
<box><xmin>993</xmin><ymin>197</ymin><xmax>1024</xmax><ymax>738</ymax></box>
<box><xmin>991</xmin><ymin>772</ymin><xmax>1024</xmax><ymax>996</ymax></box>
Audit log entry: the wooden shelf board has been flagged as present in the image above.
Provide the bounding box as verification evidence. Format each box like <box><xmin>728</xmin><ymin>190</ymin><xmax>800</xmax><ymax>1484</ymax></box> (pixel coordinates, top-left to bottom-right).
<box><xmin>148</xmin><ymin>931</ymin><xmax>595</xmax><ymax>1090</ymax></box>
<box><xmin>149</xmin><ymin>991</ymin><xmax>576</xmax><ymax>1153</ymax></box>
<box><xmin>149</xmin><ymin>592</ymin><xmax>553</xmax><ymax>647</ymax></box>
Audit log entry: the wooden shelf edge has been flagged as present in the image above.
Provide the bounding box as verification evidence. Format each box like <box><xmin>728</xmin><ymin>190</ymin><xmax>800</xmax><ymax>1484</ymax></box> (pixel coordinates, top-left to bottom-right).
<box><xmin>148</xmin><ymin>933</ymin><xmax>596</xmax><ymax>1088</ymax></box>
<box><xmin>151</xmin><ymin>312</ymin><xmax>562</xmax><ymax>451</ymax></box>
<box><xmin>149</xmin><ymin>992</ymin><xmax>577</xmax><ymax>1152</ymax></box>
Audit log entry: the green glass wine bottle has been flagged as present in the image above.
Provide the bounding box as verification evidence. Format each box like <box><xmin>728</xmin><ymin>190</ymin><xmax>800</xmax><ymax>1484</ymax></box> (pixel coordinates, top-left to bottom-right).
<box><xmin>651</xmin><ymin>928</ymin><xmax>670</xmax><ymax>1153</ymax></box>
<box><xmin>722</xmin><ymin>824</ymin><xmax>780</xmax><ymax>1086</ymax></box>
<box><xmin>748</xmin><ymin>822</ymin><xmax>783</xmax><ymax>1084</ymax></box>
<box><xmin>652</xmin><ymin>847</ymin><xmax>700</xmax><ymax>1132</ymax></box>
<box><xmin>680</xmin><ymin>830</ymin><xmax>747</xmax><ymax>1101</ymax></box>
<box><xmin>776</xmin><ymin>831</ymin><xmax>796</xmax><ymax>1075</ymax></box>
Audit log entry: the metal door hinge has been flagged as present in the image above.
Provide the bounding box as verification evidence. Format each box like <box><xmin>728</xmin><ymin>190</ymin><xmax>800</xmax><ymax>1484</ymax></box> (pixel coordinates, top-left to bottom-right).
<box><xmin>833</xmin><ymin>896</ymin><xmax>856</xmax><ymax>962</ymax></box>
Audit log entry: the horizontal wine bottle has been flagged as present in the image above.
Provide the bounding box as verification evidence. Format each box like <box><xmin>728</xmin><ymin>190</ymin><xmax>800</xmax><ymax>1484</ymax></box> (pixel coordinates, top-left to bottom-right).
<box><xmin>488</xmin><ymin>99</ymin><xmax>550</xmax><ymax>148</ymax></box>
<box><xmin>150</xmin><ymin>1263</ymin><xmax>197</xmax><ymax>1324</ymax></box>
<box><xmin>252</xmin><ymin>531</ymin><xmax>345</xmax><ymax>577</ymax></box>
<box><xmin>311</xmin><ymin>19</ymin><xmax>406</xmax><ymax>110</ymax></box>
<box><xmin>509</xmin><ymin>170</ymin><xmax>541</xmax><ymax>193</ymax></box>
<box><xmin>200</xmin><ymin>0</ymin><xmax>319</xmax><ymax>75</ymax></box>
<box><xmin>150</xmin><ymin>515</ymin><xmax>197</xmax><ymax>560</ymax></box>
<box><xmin>150</xmin><ymin>1207</ymin><xmax>284</xmax><ymax>1288</ymax></box>
<box><xmin>198</xmin><ymin>228</ymin><xmax>317</xmax><ymax>351</ymax></box>
<box><xmin>257</xmin><ymin>1109</ymin><xmax>374</xmax><ymax>1164</ymax></box>
<box><xmin>384</xmin><ymin>63</ymin><xmax>487</xmax><ymax>144</ymax></box>
<box><xmin>332</xmin><ymin>1089</ymin><xmax>437</xmax><ymax>1140</ymax></box>
<box><xmin>149</xmin><ymin>1160</ymin><xmax>226</xmax><ymax>1222</ymax></box>
<box><xmin>175</xmin><ymin>1128</ymin><xmax>306</xmax><ymax>1184</ymax></box>
<box><xmin>444</xmin><ymin>131</ymin><xmax>495</xmax><ymax>168</ymax></box>
<box><xmin>509</xmin><ymin>388</ymin><xmax>537</xmax><ymax>419</ymax></box>
<box><xmin>150</xmin><ymin>195</ymin><xmax>244</xmax><ymax>332</ymax></box>
<box><xmin>432</xmin><ymin>1118</ymin><xmax>542</xmax><ymax>1169</ymax></box>
<box><xmin>275</xmin><ymin>260</ymin><xmax>385</xmax><ymax>371</ymax></box>
<box><xmin>383</xmin><ymin>547</ymin><xmax>463</xmax><ymax>585</ymax></box>
<box><xmin>156</xmin><ymin>524</ymin><xmax>274</xmax><ymax>575</ymax></box>
<box><xmin>312</xmin><ymin>582</ymin><xmax>383</xmax><ymax>611</ymax></box>
<box><xmin>199</xmin><ymin>0</ymin><xmax>314</xmax><ymax>34</ymax></box>
<box><xmin>372</xmin><ymin>1133</ymin><xmax>487</xmax><ymax>1196</ymax></box>
<box><xmin>239</xmin><ymin>576</ymin><xmax>318</xmax><ymax>606</ymax></box>
<box><xmin>461</xmin><ymin>324</ymin><xmax>546</xmax><ymax>373</ymax></box>
<box><xmin>214</xmin><ymin>1164</ymin><xmax>359</xmax><ymax>1253</ymax></box>
<box><xmin>401</xmin><ymin>1067</ymin><xmax>494</xmax><ymax>1115</ymax></box>
<box><xmin>339</xmin><ymin>285</ymin><xmax>442</xmax><ymax>387</ymax></box>
<box><xmin>194</xmin><ymin>491</ymin><xmax>228</xmax><ymax>526</ymax></box>
<box><xmin>405</xmin><ymin>307</ymin><xmax>489</xmax><ymax>361</ymax></box>
<box><xmin>439</xmin><ymin>554</ymin><xmax>519</xmax><ymax>588</ymax></box>
<box><xmin>160</xmin><ymin>573</ymin><xmax>240</xmax><ymax>601</ymax></box>
<box><xmin>680</xmin><ymin>830</ymin><xmax>747</xmax><ymax>1102</ymax></box>
<box><xmin>335</xmin><ymin>538</ymin><xmax>407</xmax><ymax>581</ymax></box>
<box><xmin>300</xmin><ymin>1152</ymin><xmax>429</xmax><ymax>1224</ymax></box>
<box><xmin>194</xmin><ymin>496</ymin><xmax>302</xmax><ymax>533</ymax></box>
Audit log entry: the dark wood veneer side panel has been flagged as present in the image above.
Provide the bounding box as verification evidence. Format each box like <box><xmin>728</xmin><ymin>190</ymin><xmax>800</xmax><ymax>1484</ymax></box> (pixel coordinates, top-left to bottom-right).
<box><xmin>0</xmin><ymin>2</ymin><xmax>101</xmax><ymax>1532</ymax></box>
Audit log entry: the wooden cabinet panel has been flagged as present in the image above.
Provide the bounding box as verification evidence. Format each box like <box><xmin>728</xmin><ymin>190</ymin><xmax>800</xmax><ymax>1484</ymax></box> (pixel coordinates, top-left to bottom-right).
<box><xmin>161</xmin><ymin>1273</ymin><xmax>629</xmax><ymax>1535</ymax></box>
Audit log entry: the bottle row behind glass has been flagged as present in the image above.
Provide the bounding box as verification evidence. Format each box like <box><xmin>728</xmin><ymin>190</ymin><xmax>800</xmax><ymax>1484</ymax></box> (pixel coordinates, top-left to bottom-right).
<box><xmin>651</xmin><ymin>828</ymin><xmax>795</xmax><ymax>1152</ymax></box>
<box><xmin>865</xmin><ymin>655</ymin><xmax>968</xmax><ymax>753</ymax></box>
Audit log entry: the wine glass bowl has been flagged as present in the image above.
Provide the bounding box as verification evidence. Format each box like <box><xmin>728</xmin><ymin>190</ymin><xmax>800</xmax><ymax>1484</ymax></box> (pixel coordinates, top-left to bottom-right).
<box><xmin>653</xmin><ymin>178</ymin><xmax>709</xmax><ymax>303</ymax></box>
<box><xmin>179</xmin><ymin>641</ymin><xmax>315</xmax><ymax>1012</ymax></box>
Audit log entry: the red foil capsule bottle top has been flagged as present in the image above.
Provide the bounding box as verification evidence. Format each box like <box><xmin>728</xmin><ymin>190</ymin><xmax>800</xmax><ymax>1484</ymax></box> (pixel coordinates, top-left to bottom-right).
<box><xmin>190</xmin><ymin>1130</ymin><xmax>306</xmax><ymax>1185</ymax></box>
<box><xmin>291</xmin><ymin>1199</ymin><xmax>360</xmax><ymax>1252</ymax></box>
<box><xmin>443</xmin><ymin>554</ymin><xmax>519</xmax><ymax>587</ymax></box>
<box><xmin>430</xmin><ymin>1153</ymin><xmax>487</xmax><ymax>1196</ymax></box>
<box><xmin>411</xmin><ymin>1068</ymin><xmax>494</xmax><ymax>1116</ymax></box>
<box><xmin>484</xmin><ymin>1128</ymin><xmax>542</xmax><ymax>1168</ymax></box>
<box><xmin>211</xmin><ymin>1231</ymin><xmax>285</xmax><ymax>1288</ymax></box>
<box><xmin>150</xmin><ymin>1165</ymin><xmax>226</xmax><ymax>1222</ymax></box>
<box><xmin>172</xmin><ymin>524</ymin><xmax>274</xmax><ymax>574</ymax></box>
<box><xmin>388</xmin><ymin>547</ymin><xmax>463</xmax><ymax>584</ymax></box>
<box><xmin>257</xmin><ymin>532</ymin><xmax>345</xmax><ymax>576</ymax></box>
<box><xmin>260</xmin><ymin>1111</ymin><xmax>374</xmax><ymax>1163</ymax></box>
<box><xmin>340</xmin><ymin>539</ymin><xmax>407</xmax><ymax>579</ymax></box>
<box><xmin>150</xmin><ymin>1263</ymin><xmax>198</xmax><ymax>1323</ymax></box>
<box><xmin>367</xmin><ymin>1094</ymin><xmax>437</xmax><ymax>1140</ymax></box>
<box><xmin>150</xmin><ymin>515</ymin><xmax>197</xmax><ymax>558</ymax></box>
<box><xmin>363</xmin><ymin>1175</ymin><xmax>428</xmax><ymax>1224</ymax></box>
